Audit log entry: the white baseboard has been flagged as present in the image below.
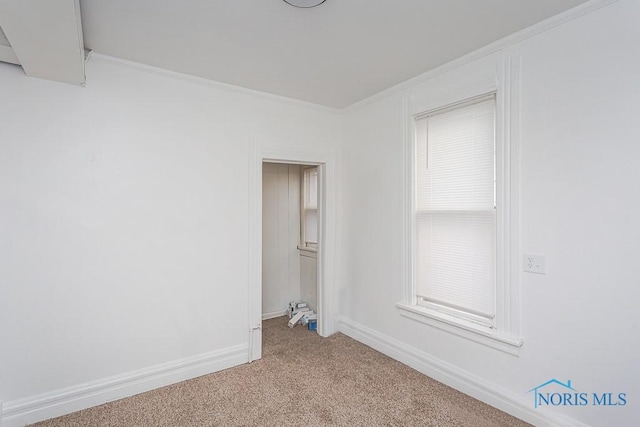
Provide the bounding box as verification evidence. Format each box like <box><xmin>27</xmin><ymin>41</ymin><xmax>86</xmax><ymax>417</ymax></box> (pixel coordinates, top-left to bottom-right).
<box><xmin>336</xmin><ymin>316</ymin><xmax>589</xmax><ymax>427</ymax></box>
<box><xmin>0</xmin><ymin>344</ymin><xmax>247</xmax><ymax>427</ymax></box>
<box><xmin>262</xmin><ymin>310</ymin><xmax>287</xmax><ymax>320</ymax></box>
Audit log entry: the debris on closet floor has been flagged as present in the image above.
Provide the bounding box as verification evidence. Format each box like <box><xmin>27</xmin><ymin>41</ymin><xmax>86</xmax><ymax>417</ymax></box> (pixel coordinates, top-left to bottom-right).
<box><xmin>287</xmin><ymin>301</ymin><xmax>317</xmax><ymax>331</ymax></box>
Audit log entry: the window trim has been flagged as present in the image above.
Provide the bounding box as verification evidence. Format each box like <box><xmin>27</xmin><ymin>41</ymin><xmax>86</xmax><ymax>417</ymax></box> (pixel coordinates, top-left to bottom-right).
<box><xmin>396</xmin><ymin>302</ymin><xmax>523</xmax><ymax>355</ymax></box>
<box><xmin>300</xmin><ymin>165</ymin><xmax>319</xmax><ymax>249</ymax></box>
<box><xmin>399</xmin><ymin>57</ymin><xmax>523</xmax><ymax>355</ymax></box>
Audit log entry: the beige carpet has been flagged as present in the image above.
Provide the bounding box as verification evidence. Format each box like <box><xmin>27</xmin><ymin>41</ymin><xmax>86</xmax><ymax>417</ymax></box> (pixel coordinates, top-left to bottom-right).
<box><xmin>33</xmin><ymin>317</ymin><xmax>531</xmax><ymax>426</ymax></box>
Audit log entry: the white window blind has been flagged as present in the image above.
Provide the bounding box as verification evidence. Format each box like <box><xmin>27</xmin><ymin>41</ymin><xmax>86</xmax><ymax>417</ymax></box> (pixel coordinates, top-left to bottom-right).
<box><xmin>302</xmin><ymin>167</ymin><xmax>318</xmax><ymax>247</ymax></box>
<box><xmin>415</xmin><ymin>95</ymin><xmax>496</xmax><ymax>325</ymax></box>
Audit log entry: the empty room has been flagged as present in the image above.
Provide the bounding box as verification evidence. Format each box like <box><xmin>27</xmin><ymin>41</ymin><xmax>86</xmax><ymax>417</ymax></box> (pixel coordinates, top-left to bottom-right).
<box><xmin>0</xmin><ymin>0</ymin><xmax>638</xmax><ymax>426</ymax></box>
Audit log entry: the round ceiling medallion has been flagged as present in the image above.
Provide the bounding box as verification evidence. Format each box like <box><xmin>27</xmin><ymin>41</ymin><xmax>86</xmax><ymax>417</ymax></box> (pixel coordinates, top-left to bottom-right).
<box><xmin>283</xmin><ymin>0</ymin><xmax>326</xmax><ymax>8</ymax></box>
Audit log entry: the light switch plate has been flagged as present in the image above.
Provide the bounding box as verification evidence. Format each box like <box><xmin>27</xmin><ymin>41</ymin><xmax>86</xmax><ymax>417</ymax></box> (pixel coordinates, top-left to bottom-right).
<box><xmin>524</xmin><ymin>254</ymin><xmax>546</xmax><ymax>274</ymax></box>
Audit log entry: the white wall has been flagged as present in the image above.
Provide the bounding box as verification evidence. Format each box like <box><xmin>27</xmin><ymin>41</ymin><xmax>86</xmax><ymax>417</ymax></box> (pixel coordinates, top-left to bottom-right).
<box><xmin>0</xmin><ymin>54</ymin><xmax>341</xmax><ymax>424</ymax></box>
<box><xmin>262</xmin><ymin>163</ymin><xmax>301</xmax><ymax>318</ymax></box>
<box><xmin>300</xmin><ymin>251</ymin><xmax>318</xmax><ymax>312</ymax></box>
<box><xmin>340</xmin><ymin>1</ymin><xmax>639</xmax><ymax>426</ymax></box>
<box><xmin>2</xmin><ymin>1</ymin><xmax>639</xmax><ymax>426</ymax></box>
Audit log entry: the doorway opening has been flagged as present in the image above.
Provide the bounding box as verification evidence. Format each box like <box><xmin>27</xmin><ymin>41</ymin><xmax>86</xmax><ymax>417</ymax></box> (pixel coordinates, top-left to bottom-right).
<box><xmin>248</xmin><ymin>145</ymin><xmax>336</xmax><ymax>363</ymax></box>
<box><xmin>261</xmin><ymin>162</ymin><xmax>320</xmax><ymax>338</ymax></box>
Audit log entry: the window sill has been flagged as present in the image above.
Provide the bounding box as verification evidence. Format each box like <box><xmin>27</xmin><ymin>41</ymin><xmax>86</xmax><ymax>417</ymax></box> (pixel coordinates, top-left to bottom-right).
<box><xmin>396</xmin><ymin>303</ymin><xmax>523</xmax><ymax>356</ymax></box>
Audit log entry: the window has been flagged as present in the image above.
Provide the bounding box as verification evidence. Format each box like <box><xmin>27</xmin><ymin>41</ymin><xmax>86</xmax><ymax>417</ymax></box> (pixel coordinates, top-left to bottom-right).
<box><xmin>301</xmin><ymin>166</ymin><xmax>318</xmax><ymax>249</ymax></box>
<box><xmin>415</xmin><ymin>94</ymin><xmax>497</xmax><ymax>327</ymax></box>
<box><xmin>397</xmin><ymin>86</ymin><xmax>522</xmax><ymax>354</ymax></box>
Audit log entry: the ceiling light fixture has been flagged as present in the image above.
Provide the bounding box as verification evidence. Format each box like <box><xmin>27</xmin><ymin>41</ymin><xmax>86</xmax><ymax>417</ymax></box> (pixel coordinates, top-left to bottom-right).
<box><xmin>283</xmin><ymin>0</ymin><xmax>326</xmax><ymax>8</ymax></box>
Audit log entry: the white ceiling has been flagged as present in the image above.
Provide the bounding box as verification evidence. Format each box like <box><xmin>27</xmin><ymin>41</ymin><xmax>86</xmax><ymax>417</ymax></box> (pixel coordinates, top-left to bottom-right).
<box><xmin>3</xmin><ymin>0</ymin><xmax>593</xmax><ymax>108</ymax></box>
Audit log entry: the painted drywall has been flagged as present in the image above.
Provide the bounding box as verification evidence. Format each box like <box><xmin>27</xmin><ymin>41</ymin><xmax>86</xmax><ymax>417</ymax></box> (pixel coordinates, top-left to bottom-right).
<box><xmin>340</xmin><ymin>0</ymin><xmax>639</xmax><ymax>425</ymax></box>
<box><xmin>262</xmin><ymin>163</ymin><xmax>301</xmax><ymax>318</ymax></box>
<box><xmin>300</xmin><ymin>251</ymin><xmax>318</xmax><ymax>312</ymax></box>
<box><xmin>2</xmin><ymin>1</ymin><xmax>638</xmax><ymax>426</ymax></box>
<box><xmin>0</xmin><ymin>54</ymin><xmax>341</xmax><ymax>420</ymax></box>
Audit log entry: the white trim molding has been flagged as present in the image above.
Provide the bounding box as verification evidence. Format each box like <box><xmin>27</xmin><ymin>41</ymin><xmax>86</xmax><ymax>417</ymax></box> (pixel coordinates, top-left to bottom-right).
<box><xmin>248</xmin><ymin>137</ymin><xmax>339</xmax><ymax>363</ymax></box>
<box><xmin>336</xmin><ymin>316</ymin><xmax>590</xmax><ymax>427</ymax></box>
<box><xmin>247</xmin><ymin>137</ymin><xmax>263</xmax><ymax>363</ymax></box>
<box><xmin>495</xmin><ymin>55</ymin><xmax>522</xmax><ymax>338</ymax></box>
<box><xmin>0</xmin><ymin>344</ymin><xmax>247</xmax><ymax>427</ymax></box>
<box><xmin>262</xmin><ymin>310</ymin><xmax>287</xmax><ymax>320</ymax></box>
<box><xmin>400</xmin><ymin>54</ymin><xmax>523</xmax><ymax>352</ymax></box>
<box><xmin>396</xmin><ymin>303</ymin><xmax>522</xmax><ymax>355</ymax></box>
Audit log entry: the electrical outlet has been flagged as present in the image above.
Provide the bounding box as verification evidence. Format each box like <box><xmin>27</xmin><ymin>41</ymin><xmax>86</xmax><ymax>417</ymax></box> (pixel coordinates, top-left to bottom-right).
<box><xmin>524</xmin><ymin>254</ymin><xmax>546</xmax><ymax>274</ymax></box>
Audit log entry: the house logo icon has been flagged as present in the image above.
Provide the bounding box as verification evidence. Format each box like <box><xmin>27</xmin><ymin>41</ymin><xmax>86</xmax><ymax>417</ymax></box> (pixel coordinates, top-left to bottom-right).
<box><xmin>528</xmin><ymin>379</ymin><xmax>576</xmax><ymax>408</ymax></box>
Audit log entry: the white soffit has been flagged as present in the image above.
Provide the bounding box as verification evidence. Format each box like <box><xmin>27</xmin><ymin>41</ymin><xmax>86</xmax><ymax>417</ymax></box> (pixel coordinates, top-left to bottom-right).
<box><xmin>0</xmin><ymin>25</ymin><xmax>20</xmax><ymax>65</ymax></box>
<box><xmin>80</xmin><ymin>0</ymin><xmax>593</xmax><ymax>108</ymax></box>
<box><xmin>0</xmin><ymin>26</ymin><xmax>10</xmax><ymax>46</ymax></box>
<box><xmin>0</xmin><ymin>0</ymin><xmax>85</xmax><ymax>85</ymax></box>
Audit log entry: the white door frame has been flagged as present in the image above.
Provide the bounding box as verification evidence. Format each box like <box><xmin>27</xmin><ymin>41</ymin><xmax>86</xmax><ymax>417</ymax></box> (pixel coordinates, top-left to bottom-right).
<box><xmin>248</xmin><ymin>143</ymin><xmax>337</xmax><ymax>362</ymax></box>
